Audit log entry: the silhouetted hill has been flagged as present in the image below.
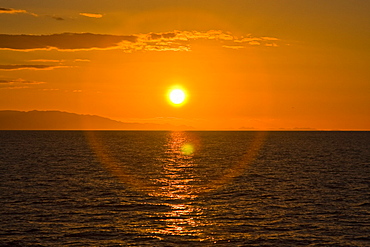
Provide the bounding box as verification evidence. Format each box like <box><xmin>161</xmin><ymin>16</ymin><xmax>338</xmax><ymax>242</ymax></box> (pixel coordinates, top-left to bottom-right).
<box><xmin>0</xmin><ymin>110</ymin><xmax>193</xmax><ymax>130</ymax></box>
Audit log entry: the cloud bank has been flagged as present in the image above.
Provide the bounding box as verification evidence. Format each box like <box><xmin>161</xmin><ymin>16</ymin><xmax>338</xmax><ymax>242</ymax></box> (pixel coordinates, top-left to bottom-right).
<box><xmin>0</xmin><ymin>33</ymin><xmax>137</xmax><ymax>51</ymax></box>
<box><xmin>0</xmin><ymin>30</ymin><xmax>280</xmax><ymax>52</ymax></box>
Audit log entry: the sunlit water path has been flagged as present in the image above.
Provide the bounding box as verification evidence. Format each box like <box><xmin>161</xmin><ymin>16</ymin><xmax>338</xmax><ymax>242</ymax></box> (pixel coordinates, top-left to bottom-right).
<box><xmin>1</xmin><ymin>131</ymin><xmax>369</xmax><ymax>246</ymax></box>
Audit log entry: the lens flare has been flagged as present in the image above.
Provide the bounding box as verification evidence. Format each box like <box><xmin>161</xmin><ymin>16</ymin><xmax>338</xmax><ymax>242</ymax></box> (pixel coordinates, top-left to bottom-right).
<box><xmin>85</xmin><ymin>130</ymin><xmax>267</xmax><ymax>200</ymax></box>
<box><xmin>181</xmin><ymin>143</ymin><xmax>194</xmax><ymax>155</ymax></box>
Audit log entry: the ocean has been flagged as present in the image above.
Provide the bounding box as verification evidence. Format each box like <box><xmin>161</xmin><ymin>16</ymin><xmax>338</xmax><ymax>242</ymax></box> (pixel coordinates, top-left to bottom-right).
<box><xmin>0</xmin><ymin>131</ymin><xmax>369</xmax><ymax>246</ymax></box>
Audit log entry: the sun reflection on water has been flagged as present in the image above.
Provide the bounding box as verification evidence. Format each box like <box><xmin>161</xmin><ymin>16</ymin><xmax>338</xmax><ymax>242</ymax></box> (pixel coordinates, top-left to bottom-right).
<box><xmin>152</xmin><ymin>202</ymin><xmax>206</xmax><ymax>238</ymax></box>
<box><xmin>85</xmin><ymin>130</ymin><xmax>266</xmax><ymax>241</ymax></box>
<box><xmin>149</xmin><ymin>131</ymin><xmax>200</xmax><ymax>199</ymax></box>
<box><xmin>146</xmin><ymin>131</ymin><xmax>208</xmax><ymax>238</ymax></box>
<box><xmin>86</xmin><ymin>130</ymin><xmax>265</xmax><ymax>198</ymax></box>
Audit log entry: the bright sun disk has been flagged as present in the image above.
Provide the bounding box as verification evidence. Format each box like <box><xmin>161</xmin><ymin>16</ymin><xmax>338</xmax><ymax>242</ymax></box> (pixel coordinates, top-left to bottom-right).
<box><xmin>169</xmin><ymin>88</ymin><xmax>186</xmax><ymax>105</ymax></box>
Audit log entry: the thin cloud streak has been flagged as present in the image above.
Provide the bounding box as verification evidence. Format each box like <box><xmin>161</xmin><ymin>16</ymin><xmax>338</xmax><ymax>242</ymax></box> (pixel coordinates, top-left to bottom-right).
<box><xmin>0</xmin><ymin>86</ymin><xmax>30</xmax><ymax>90</ymax></box>
<box><xmin>0</xmin><ymin>78</ymin><xmax>45</xmax><ymax>90</ymax></box>
<box><xmin>79</xmin><ymin>13</ymin><xmax>103</xmax><ymax>18</ymax></box>
<box><xmin>0</xmin><ymin>78</ymin><xmax>45</xmax><ymax>84</ymax></box>
<box><xmin>0</xmin><ymin>64</ymin><xmax>68</xmax><ymax>70</ymax></box>
<box><xmin>0</xmin><ymin>7</ymin><xmax>37</xmax><ymax>16</ymax></box>
<box><xmin>74</xmin><ymin>59</ymin><xmax>90</xmax><ymax>62</ymax></box>
<box><xmin>28</xmin><ymin>59</ymin><xmax>64</xmax><ymax>63</ymax></box>
<box><xmin>0</xmin><ymin>7</ymin><xmax>26</xmax><ymax>14</ymax></box>
<box><xmin>48</xmin><ymin>15</ymin><xmax>65</xmax><ymax>21</ymax></box>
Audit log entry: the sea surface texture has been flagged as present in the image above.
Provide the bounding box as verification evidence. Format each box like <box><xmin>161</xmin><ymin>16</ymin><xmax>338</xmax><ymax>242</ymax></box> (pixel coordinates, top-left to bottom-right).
<box><xmin>1</xmin><ymin>131</ymin><xmax>369</xmax><ymax>246</ymax></box>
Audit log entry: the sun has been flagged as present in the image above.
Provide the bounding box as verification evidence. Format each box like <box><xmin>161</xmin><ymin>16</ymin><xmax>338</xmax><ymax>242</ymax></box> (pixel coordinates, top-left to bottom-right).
<box><xmin>170</xmin><ymin>89</ymin><xmax>185</xmax><ymax>104</ymax></box>
<box><xmin>168</xmin><ymin>87</ymin><xmax>187</xmax><ymax>106</ymax></box>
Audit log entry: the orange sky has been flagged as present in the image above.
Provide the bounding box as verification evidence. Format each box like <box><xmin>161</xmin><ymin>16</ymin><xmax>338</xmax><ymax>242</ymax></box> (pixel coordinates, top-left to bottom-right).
<box><xmin>0</xmin><ymin>0</ymin><xmax>369</xmax><ymax>130</ymax></box>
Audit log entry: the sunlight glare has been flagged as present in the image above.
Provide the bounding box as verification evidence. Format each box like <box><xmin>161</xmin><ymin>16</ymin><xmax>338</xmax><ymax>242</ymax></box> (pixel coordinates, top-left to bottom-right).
<box><xmin>168</xmin><ymin>87</ymin><xmax>187</xmax><ymax>106</ymax></box>
<box><xmin>170</xmin><ymin>89</ymin><xmax>185</xmax><ymax>104</ymax></box>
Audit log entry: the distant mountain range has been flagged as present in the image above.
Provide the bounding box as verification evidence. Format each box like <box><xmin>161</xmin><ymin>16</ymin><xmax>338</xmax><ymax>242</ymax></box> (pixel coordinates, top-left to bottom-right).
<box><xmin>0</xmin><ymin>110</ymin><xmax>193</xmax><ymax>130</ymax></box>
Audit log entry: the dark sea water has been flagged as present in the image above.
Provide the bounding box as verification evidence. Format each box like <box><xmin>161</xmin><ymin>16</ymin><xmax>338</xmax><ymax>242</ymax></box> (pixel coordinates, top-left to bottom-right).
<box><xmin>0</xmin><ymin>131</ymin><xmax>369</xmax><ymax>246</ymax></box>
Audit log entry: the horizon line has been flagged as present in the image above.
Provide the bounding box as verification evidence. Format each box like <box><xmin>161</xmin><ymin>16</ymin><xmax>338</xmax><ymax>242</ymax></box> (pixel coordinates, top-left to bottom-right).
<box><xmin>0</xmin><ymin>129</ymin><xmax>369</xmax><ymax>131</ymax></box>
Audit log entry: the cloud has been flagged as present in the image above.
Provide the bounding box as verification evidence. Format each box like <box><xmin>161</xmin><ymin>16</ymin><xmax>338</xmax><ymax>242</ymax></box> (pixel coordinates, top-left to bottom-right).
<box><xmin>0</xmin><ymin>7</ymin><xmax>70</xmax><ymax>20</ymax></box>
<box><xmin>0</xmin><ymin>78</ymin><xmax>45</xmax><ymax>84</ymax></box>
<box><xmin>222</xmin><ymin>45</ymin><xmax>245</xmax><ymax>50</ymax></box>
<box><xmin>28</xmin><ymin>59</ymin><xmax>64</xmax><ymax>63</ymax></box>
<box><xmin>0</xmin><ymin>64</ymin><xmax>67</xmax><ymax>70</ymax></box>
<box><xmin>131</xmin><ymin>30</ymin><xmax>280</xmax><ymax>51</ymax></box>
<box><xmin>80</xmin><ymin>12</ymin><xmax>103</xmax><ymax>18</ymax></box>
<box><xmin>0</xmin><ymin>33</ymin><xmax>137</xmax><ymax>51</ymax></box>
<box><xmin>49</xmin><ymin>15</ymin><xmax>64</xmax><ymax>21</ymax></box>
<box><xmin>0</xmin><ymin>78</ymin><xmax>45</xmax><ymax>90</ymax></box>
<box><xmin>74</xmin><ymin>59</ymin><xmax>90</xmax><ymax>62</ymax></box>
<box><xmin>0</xmin><ymin>31</ymin><xmax>281</xmax><ymax>52</ymax></box>
<box><xmin>0</xmin><ymin>86</ymin><xmax>29</xmax><ymax>90</ymax></box>
<box><xmin>0</xmin><ymin>7</ymin><xmax>37</xmax><ymax>16</ymax></box>
<box><xmin>0</xmin><ymin>7</ymin><xmax>26</xmax><ymax>14</ymax></box>
<box><xmin>40</xmin><ymin>88</ymin><xmax>60</xmax><ymax>91</ymax></box>
<box><xmin>262</xmin><ymin>37</ymin><xmax>279</xmax><ymax>41</ymax></box>
<box><xmin>248</xmin><ymin>41</ymin><xmax>261</xmax><ymax>46</ymax></box>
